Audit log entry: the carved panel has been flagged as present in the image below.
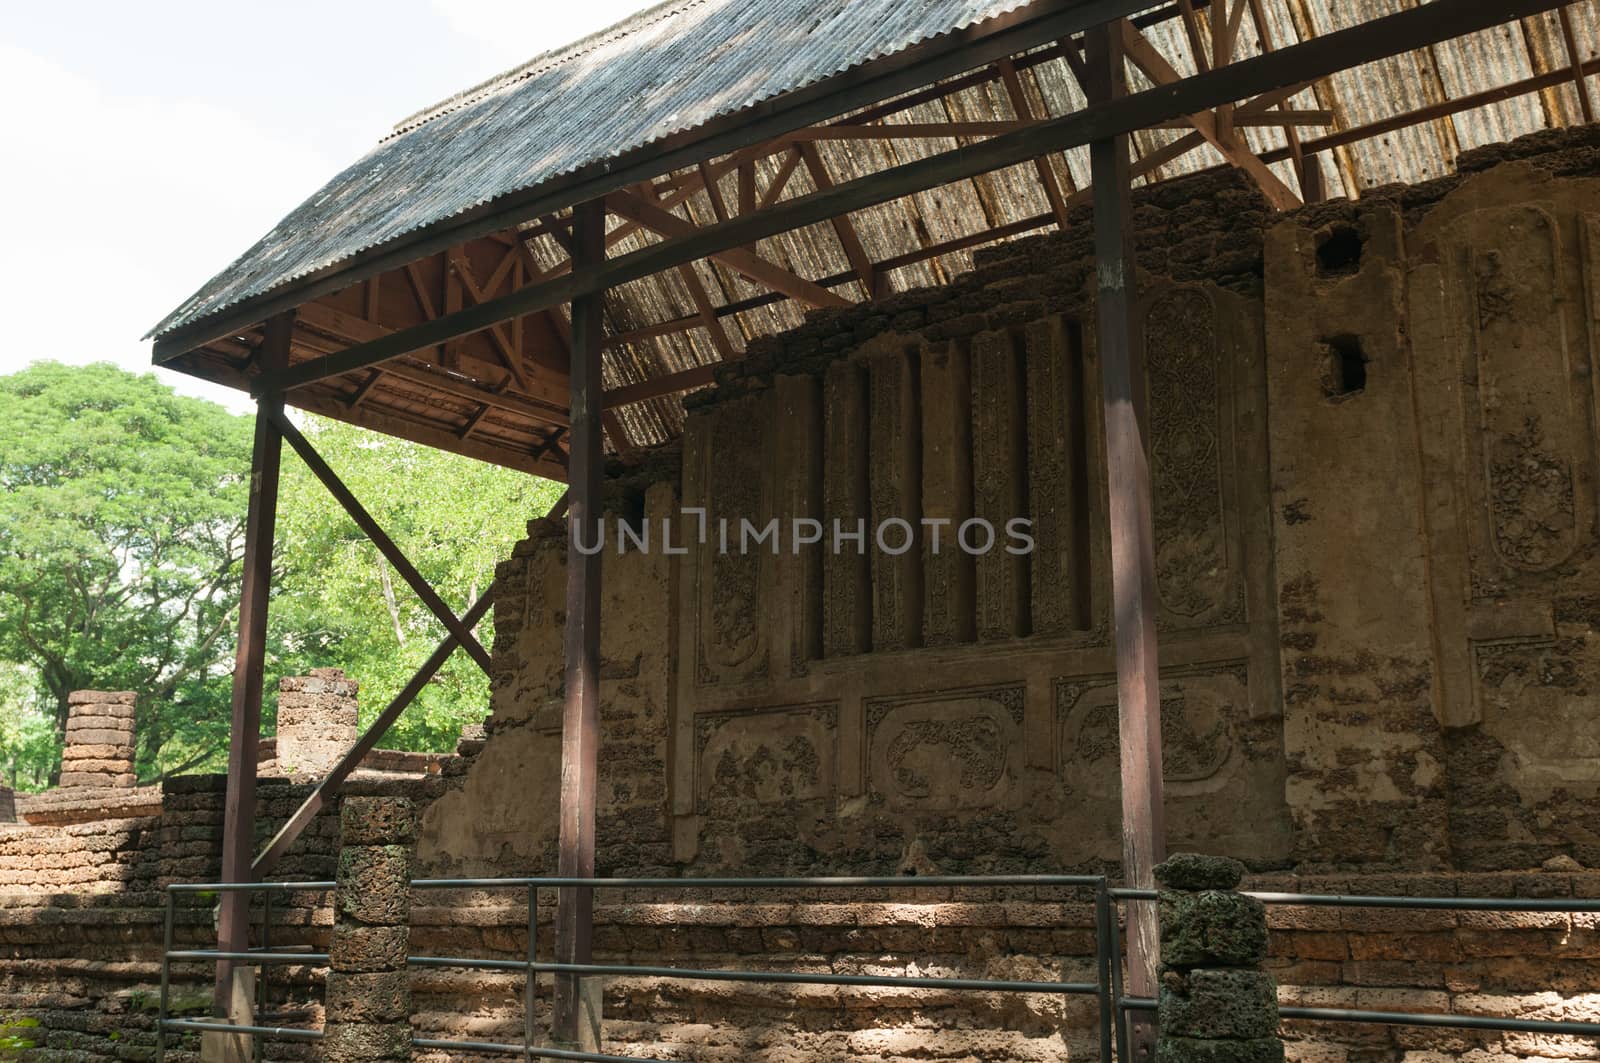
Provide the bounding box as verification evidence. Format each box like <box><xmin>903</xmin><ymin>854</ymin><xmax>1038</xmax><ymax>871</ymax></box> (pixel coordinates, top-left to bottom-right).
<box><xmin>690</xmin><ymin>397</ymin><xmax>772</xmax><ymax>685</ymax></box>
<box><xmin>920</xmin><ymin>339</ymin><xmax>974</xmax><ymax>646</ymax></box>
<box><xmin>1474</xmin><ymin>636</ymin><xmax>1600</xmax><ymax>785</ymax></box>
<box><xmin>694</xmin><ymin>703</ymin><xmax>839</xmax><ymax>814</ymax></box>
<box><xmin>864</xmin><ymin>686</ymin><xmax>1024</xmax><ymax>811</ymax></box>
<box><xmin>1055</xmin><ymin>662</ymin><xmax>1252</xmax><ymax>798</ymax></box>
<box><xmin>1142</xmin><ymin>287</ymin><xmax>1244</xmax><ymax>627</ymax></box>
<box><xmin>868</xmin><ymin>347</ymin><xmax>922</xmax><ymax>650</ymax></box>
<box><xmin>822</xmin><ymin>361</ymin><xmax>871</xmax><ymax>657</ymax></box>
<box><xmin>1025</xmin><ymin>316</ymin><xmax>1097</xmax><ymax>637</ymax></box>
<box><xmin>1460</xmin><ymin>205</ymin><xmax>1585</xmax><ymax>586</ymax></box>
<box><xmin>972</xmin><ymin>329</ymin><xmax>1029</xmax><ymax>640</ymax></box>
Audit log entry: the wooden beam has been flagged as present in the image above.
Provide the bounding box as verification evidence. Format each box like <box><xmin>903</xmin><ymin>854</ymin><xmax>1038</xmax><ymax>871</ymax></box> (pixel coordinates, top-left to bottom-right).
<box><xmin>255</xmin><ymin>0</ymin><xmax>1562</xmax><ymax>395</ymax></box>
<box><xmin>998</xmin><ymin>57</ymin><xmax>1072</xmax><ymax>227</ymax></box>
<box><xmin>553</xmin><ymin>199</ymin><xmax>605</xmax><ymax>1047</ymax></box>
<box><xmin>1254</xmin><ymin>50</ymin><xmax>1600</xmax><ymax>166</ymax></box>
<box><xmin>603</xmin><ymin>364</ymin><xmax>718</xmax><ymax>407</ymax></box>
<box><xmin>272</xmin><ymin>410</ymin><xmax>494</xmax><ymax>673</ymax></box>
<box><xmin>796</xmin><ymin>142</ymin><xmax>877</xmax><ymax>295</ymax></box>
<box><xmin>253</xmin><ymin>590</ymin><xmax>495</xmax><ymax>876</ymax></box>
<box><xmin>213</xmin><ymin>311</ymin><xmax>291</xmax><ymax>1017</ymax></box>
<box><xmin>448</xmin><ymin>248</ymin><xmax>537</xmax><ymax>393</ymax></box>
<box><xmin>787</xmin><ymin>120</ymin><xmax>1030</xmax><ymax>140</ymax></box>
<box><xmin>1120</xmin><ymin>20</ymin><xmax>1301</xmax><ymax>209</ymax></box>
<box><xmin>1557</xmin><ymin>5</ymin><xmax>1596</xmax><ymax>124</ymax></box>
<box><xmin>605</xmin><ymin>189</ymin><xmax>851</xmax><ymax>309</ymax></box>
<box><xmin>296</xmin><ymin>302</ymin><xmax>570</xmax><ymax>414</ymax></box>
<box><xmin>1088</xmin><ymin>21</ymin><xmax>1165</xmax><ymax>1063</ymax></box>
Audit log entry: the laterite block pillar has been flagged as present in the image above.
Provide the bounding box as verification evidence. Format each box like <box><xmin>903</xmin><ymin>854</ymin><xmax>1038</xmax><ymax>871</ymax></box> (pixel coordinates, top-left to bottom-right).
<box><xmin>59</xmin><ymin>690</ymin><xmax>137</xmax><ymax>787</ymax></box>
<box><xmin>274</xmin><ymin>668</ymin><xmax>359</xmax><ymax>778</ymax></box>
<box><xmin>1155</xmin><ymin>854</ymin><xmax>1282</xmax><ymax>1063</ymax></box>
<box><xmin>325</xmin><ymin>797</ymin><xmax>415</xmax><ymax>1062</ymax></box>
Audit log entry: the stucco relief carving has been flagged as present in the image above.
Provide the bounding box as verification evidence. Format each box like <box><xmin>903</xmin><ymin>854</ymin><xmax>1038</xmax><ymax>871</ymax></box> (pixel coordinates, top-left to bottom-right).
<box><xmin>1458</xmin><ymin>204</ymin><xmax>1585</xmax><ymax>585</ymax></box>
<box><xmin>865</xmin><ymin>686</ymin><xmax>1024</xmax><ymax>811</ymax></box>
<box><xmin>694</xmin><ymin>703</ymin><xmax>839</xmax><ymax>814</ymax></box>
<box><xmin>1142</xmin><ymin>287</ymin><xmax>1245</xmax><ymax>628</ymax></box>
<box><xmin>1055</xmin><ymin>662</ymin><xmax>1250</xmax><ymax>798</ymax></box>
<box><xmin>691</xmin><ymin>400</ymin><xmax>772</xmax><ymax>685</ymax></box>
<box><xmin>1473</xmin><ymin>636</ymin><xmax>1600</xmax><ymax>785</ymax></box>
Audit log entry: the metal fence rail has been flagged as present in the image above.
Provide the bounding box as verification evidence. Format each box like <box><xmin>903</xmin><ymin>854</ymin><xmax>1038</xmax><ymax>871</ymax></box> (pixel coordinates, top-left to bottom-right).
<box><xmin>158</xmin><ymin>875</ymin><xmax>1600</xmax><ymax>1062</ymax></box>
<box><xmin>160</xmin><ymin>874</ymin><xmax>1116</xmax><ymax>1063</ymax></box>
<box><xmin>1110</xmin><ymin>886</ymin><xmax>1600</xmax><ymax>1042</ymax></box>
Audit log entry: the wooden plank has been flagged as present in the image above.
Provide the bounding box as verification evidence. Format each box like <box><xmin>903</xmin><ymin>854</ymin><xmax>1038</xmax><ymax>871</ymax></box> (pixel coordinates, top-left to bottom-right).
<box><xmin>553</xmin><ymin>199</ymin><xmax>606</xmax><ymax>1046</ymax></box>
<box><xmin>273</xmin><ymin>410</ymin><xmax>494</xmax><ymax>673</ymax></box>
<box><xmin>253</xmin><ymin>590</ymin><xmax>495</xmax><ymax>877</ymax></box>
<box><xmin>1087</xmin><ymin>22</ymin><xmax>1165</xmax><ymax>1062</ymax></box>
<box><xmin>254</xmin><ymin>0</ymin><xmax>1562</xmax><ymax>395</ymax></box>
<box><xmin>213</xmin><ymin>312</ymin><xmax>291</xmax><ymax>1016</ymax></box>
<box><xmin>605</xmin><ymin>189</ymin><xmax>851</xmax><ymax>309</ymax></box>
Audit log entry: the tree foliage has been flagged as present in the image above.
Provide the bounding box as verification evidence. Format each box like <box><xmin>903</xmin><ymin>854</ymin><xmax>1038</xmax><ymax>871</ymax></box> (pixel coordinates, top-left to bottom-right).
<box><xmin>0</xmin><ymin>361</ymin><xmax>559</xmax><ymax>784</ymax></box>
<box><xmin>0</xmin><ymin>361</ymin><xmax>251</xmax><ymax>781</ymax></box>
<box><xmin>270</xmin><ymin>418</ymin><xmax>561</xmax><ymax>749</ymax></box>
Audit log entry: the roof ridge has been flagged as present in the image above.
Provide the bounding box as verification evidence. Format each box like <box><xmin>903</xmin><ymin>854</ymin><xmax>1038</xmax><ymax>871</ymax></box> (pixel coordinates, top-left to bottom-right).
<box><xmin>385</xmin><ymin>0</ymin><xmax>703</xmax><ymax>141</ymax></box>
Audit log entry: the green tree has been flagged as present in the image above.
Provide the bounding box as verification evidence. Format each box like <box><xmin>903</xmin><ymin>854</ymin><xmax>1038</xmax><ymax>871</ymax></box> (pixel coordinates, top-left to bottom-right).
<box><xmin>270</xmin><ymin>416</ymin><xmax>560</xmax><ymax>750</ymax></box>
<box><xmin>0</xmin><ymin>361</ymin><xmax>253</xmax><ymax>780</ymax></box>
<box><xmin>0</xmin><ymin>662</ymin><xmax>57</xmax><ymax>791</ymax></box>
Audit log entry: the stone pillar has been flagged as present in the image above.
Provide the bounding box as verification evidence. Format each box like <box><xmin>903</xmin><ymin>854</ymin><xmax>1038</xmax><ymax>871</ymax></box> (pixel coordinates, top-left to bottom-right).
<box><xmin>325</xmin><ymin>797</ymin><xmax>414</xmax><ymax>1063</ymax></box>
<box><xmin>59</xmin><ymin>691</ymin><xmax>136</xmax><ymax>787</ymax></box>
<box><xmin>274</xmin><ymin>669</ymin><xmax>359</xmax><ymax>778</ymax></box>
<box><xmin>1154</xmin><ymin>854</ymin><xmax>1281</xmax><ymax>1063</ymax></box>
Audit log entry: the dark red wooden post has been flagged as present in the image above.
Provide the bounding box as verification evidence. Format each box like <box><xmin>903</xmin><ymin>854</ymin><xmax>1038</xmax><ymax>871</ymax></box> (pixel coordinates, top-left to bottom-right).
<box><xmin>1087</xmin><ymin>18</ymin><xmax>1166</xmax><ymax>1063</ymax></box>
<box><xmin>213</xmin><ymin>311</ymin><xmax>292</xmax><ymax>1021</ymax></box>
<box><xmin>553</xmin><ymin>198</ymin><xmax>606</xmax><ymax>1047</ymax></box>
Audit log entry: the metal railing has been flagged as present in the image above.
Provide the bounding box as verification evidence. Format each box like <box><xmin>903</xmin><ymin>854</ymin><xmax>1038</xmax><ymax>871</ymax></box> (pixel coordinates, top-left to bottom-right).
<box><xmin>409</xmin><ymin>875</ymin><xmax>1115</xmax><ymax>1062</ymax></box>
<box><xmin>157</xmin><ymin>880</ymin><xmax>334</xmax><ymax>1061</ymax></box>
<box><xmin>157</xmin><ymin>875</ymin><xmax>1600</xmax><ymax>1062</ymax></box>
<box><xmin>159</xmin><ymin>874</ymin><xmax>1117</xmax><ymax>1062</ymax></box>
<box><xmin>1110</xmin><ymin>886</ymin><xmax>1600</xmax><ymax>1042</ymax></box>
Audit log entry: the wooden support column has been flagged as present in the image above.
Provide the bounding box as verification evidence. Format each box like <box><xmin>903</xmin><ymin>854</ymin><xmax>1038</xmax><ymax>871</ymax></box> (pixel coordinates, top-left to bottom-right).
<box><xmin>211</xmin><ymin>312</ymin><xmax>292</xmax><ymax>1032</ymax></box>
<box><xmin>1086</xmin><ymin>20</ymin><xmax>1165</xmax><ymax>1063</ymax></box>
<box><xmin>553</xmin><ymin>198</ymin><xmax>606</xmax><ymax>1049</ymax></box>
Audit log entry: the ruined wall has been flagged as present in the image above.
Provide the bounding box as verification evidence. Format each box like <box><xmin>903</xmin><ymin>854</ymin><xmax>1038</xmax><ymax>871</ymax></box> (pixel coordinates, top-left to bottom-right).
<box><xmin>421</xmin><ymin>127</ymin><xmax>1600</xmax><ymax>884</ymax></box>
<box><xmin>0</xmin><ymin>676</ymin><xmax>466</xmax><ymax>1063</ymax></box>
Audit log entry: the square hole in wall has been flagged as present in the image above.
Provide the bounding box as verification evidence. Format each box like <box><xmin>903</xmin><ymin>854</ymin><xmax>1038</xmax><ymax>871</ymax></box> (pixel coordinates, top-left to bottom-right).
<box><xmin>1315</xmin><ymin>224</ymin><xmax>1363</xmax><ymax>277</ymax></box>
<box><xmin>1319</xmin><ymin>334</ymin><xmax>1366</xmax><ymax>399</ymax></box>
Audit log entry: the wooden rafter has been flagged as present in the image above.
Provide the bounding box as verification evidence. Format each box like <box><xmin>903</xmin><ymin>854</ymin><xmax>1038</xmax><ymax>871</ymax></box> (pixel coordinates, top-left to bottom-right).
<box><xmin>605</xmin><ymin>188</ymin><xmax>851</xmax><ymax>309</ymax></box>
<box><xmin>998</xmin><ymin>56</ymin><xmax>1072</xmax><ymax>228</ymax></box>
<box><xmin>797</xmin><ymin>142</ymin><xmax>878</xmax><ymax>296</ymax></box>
<box><xmin>1119</xmin><ymin>19</ymin><xmax>1302</xmax><ymax>210</ymax></box>
<box><xmin>1557</xmin><ymin>4</ymin><xmax>1596</xmax><ymax>124</ymax></box>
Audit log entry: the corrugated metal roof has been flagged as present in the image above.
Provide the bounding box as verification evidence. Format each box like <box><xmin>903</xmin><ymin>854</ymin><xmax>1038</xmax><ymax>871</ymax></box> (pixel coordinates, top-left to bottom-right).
<box><xmin>147</xmin><ymin>0</ymin><xmax>1049</xmax><ymax>340</ymax></box>
<box><xmin>149</xmin><ymin>0</ymin><xmax>1600</xmax><ymax>463</ymax></box>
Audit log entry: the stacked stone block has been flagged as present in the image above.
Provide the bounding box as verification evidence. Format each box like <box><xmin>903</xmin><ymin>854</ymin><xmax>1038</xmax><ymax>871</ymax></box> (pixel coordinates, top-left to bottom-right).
<box><xmin>1155</xmin><ymin>854</ymin><xmax>1282</xmax><ymax>1063</ymax></box>
<box><xmin>274</xmin><ymin>668</ymin><xmax>359</xmax><ymax>778</ymax></box>
<box><xmin>59</xmin><ymin>691</ymin><xmax>136</xmax><ymax>788</ymax></box>
<box><xmin>325</xmin><ymin>796</ymin><xmax>415</xmax><ymax>1062</ymax></box>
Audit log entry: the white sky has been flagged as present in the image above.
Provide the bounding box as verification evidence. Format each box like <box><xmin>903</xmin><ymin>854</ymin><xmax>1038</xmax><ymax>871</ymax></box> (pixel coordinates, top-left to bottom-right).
<box><xmin>0</xmin><ymin>0</ymin><xmax>658</xmax><ymax>412</ymax></box>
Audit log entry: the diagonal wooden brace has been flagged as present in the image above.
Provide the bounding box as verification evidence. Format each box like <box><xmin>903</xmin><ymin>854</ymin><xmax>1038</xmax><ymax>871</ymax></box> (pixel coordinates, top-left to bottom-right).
<box><xmin>272</xmin><ymin>409</ymin><xmax>493</xmax><ymax>674</ymax></box>
<box><xmin>252</xmin><ymin>589</ymin><xmax>495</xmax><ymax>876</ymax></box>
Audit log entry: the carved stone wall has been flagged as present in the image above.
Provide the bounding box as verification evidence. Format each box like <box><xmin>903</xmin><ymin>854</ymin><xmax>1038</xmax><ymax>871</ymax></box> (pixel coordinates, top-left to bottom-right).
<box><xmin>421</xmin><ymin>129</ymin><xmax>1600</xmax><ymax>882</ymax></box>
